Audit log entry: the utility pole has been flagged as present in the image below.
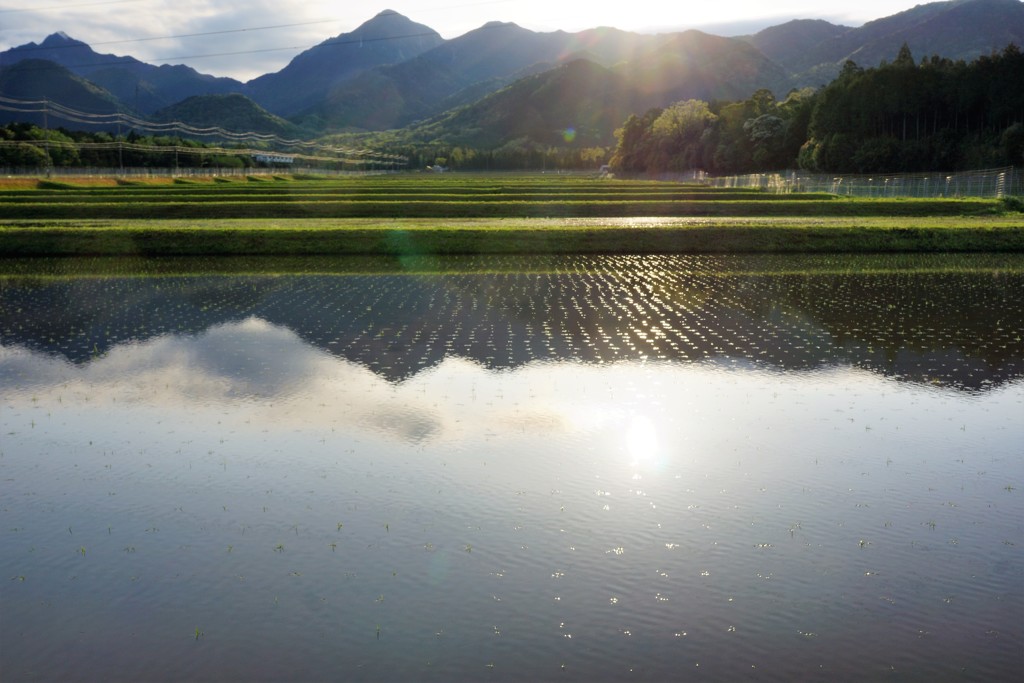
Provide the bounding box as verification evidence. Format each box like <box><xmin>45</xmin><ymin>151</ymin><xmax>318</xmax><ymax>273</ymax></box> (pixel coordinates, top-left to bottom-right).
<box><xmin>42</xmin><ymin>97</ymin><xmax>52</xmax><ymax>177</ymax></box>
<box><xmin>117</xmin><ymin>113</ymin><xmax>124</xmax><ymax>175</ymax></box>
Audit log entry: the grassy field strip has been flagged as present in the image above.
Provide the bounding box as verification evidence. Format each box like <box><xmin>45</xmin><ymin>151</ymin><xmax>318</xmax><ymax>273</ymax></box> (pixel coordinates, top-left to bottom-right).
<box><xmin>5</xmin><ymin>216</ymin><xmax>1023</xmax><ymax>229</ymax></box>
<box><xmin>2</xmin><ymin>174</ymin><xmax>1020</xmax><ymax>255</ymax></box>
<box><xmin>0</xmin><ymin>192</ymin><xmax>838</xmax><ymax>203</ymax></box>
<box><xmin>0</xmin><ymin>200</ymin><xmax>1002</xmax><ymax>220</ymax></box>
<box><xmin>4</xmin><ymin>216</ymin><xmax>1023</xmax><ymax>255</ymax></box>
<box><xmin>29</xmin><ymin>178</ymin><xmax>738</xmax><ymax>191</ymax></box>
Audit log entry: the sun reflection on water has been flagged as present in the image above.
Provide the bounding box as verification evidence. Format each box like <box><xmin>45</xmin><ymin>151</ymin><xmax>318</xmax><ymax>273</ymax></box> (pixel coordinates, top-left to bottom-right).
<box><xmin>625</xmin><ymin>413</ymin><xmax>661</xmax><ymax>470</ymax></box>
<box><xmin>1</xmin><ymin>256</ymin><xmax>1022</xmax><ymax>682</ymax></box>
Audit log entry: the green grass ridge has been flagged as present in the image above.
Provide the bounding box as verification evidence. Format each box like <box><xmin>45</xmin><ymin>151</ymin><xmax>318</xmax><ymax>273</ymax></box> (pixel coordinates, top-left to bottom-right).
<box><xmin>1</xmin><ymin>174</ymin><xmax>1021</xmax><ymax>256</ymax></box>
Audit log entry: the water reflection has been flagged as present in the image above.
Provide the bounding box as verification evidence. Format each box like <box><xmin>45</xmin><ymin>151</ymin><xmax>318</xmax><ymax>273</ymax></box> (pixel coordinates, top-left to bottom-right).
<box><xmin>1</xmin><ymin>254</ymin><xmax>1022</xmax><ymax>682</ymax></box>
<box><xmin>2</xmin><ymin>254</ymin><xmax>1022</xmax><ymax>393</ymax></box>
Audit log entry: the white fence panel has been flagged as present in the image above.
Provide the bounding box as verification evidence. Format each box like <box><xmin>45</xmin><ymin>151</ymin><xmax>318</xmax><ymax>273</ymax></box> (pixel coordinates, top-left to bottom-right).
<box><xmin>707</xmin><ymin>167</ymin><xmax>1022</xmax><ymax>199</ymax></box>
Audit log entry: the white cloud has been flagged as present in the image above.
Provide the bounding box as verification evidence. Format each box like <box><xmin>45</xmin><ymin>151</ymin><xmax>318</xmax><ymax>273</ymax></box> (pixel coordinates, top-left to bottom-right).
<box><xmin>1</xmin><ymin>319</ymin><xmax>578</xmax><ymax>446</ymax></box>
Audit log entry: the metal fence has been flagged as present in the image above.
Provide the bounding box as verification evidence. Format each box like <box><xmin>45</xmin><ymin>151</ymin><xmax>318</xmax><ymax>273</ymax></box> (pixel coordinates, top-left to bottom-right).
<box><xmin>706</xmin><ymin>167</ymin><xmax>1023</xmax><ymax>198</ymax></box>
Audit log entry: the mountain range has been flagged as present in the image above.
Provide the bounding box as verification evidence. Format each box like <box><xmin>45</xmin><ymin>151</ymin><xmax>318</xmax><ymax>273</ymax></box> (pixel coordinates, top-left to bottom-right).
<box><xmin>1</xmin><ymin>0</ymin><xmax>1022</xmax><ymax>148</ymax></box>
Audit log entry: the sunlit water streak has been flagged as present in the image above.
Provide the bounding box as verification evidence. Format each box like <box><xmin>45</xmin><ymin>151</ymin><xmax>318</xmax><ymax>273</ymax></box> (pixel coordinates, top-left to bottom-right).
<box><xmin>1</xmin><ymin>254</ymin><xmax>1022</xmax><ymax>682</ymax></box>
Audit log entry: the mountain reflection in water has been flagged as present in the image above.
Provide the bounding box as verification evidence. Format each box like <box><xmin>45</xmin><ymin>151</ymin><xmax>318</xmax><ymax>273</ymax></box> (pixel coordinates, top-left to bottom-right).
<box><xmin>2</xmin><ymin>253</ymin><xmax>1021</xmax><ymax>392</ymax></box>
<box><xmin>2</xmin><ymin>253</ymin><xmax>1022</xmax><ymax>682</ymax></box>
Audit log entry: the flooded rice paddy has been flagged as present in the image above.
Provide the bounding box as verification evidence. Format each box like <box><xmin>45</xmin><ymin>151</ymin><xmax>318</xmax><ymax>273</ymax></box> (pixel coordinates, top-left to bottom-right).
<box><xmin>1</xmin><ymin>253</ymin><xmax>1022</xmax><ymax>682</ymax></box>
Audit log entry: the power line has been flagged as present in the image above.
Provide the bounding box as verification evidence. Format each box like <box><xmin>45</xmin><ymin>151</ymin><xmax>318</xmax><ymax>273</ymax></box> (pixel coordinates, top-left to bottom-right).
<box><xmin>1</xmin><ymin>7</ymin><xmax>411</xmax><ymax>57</ymax></box>
<box><xmin>1</xmin><ymin>15</ymin><xmax>449</xmax><ymax>74</ymax></box>
<box><xmin>155</xmin><ymin>28</ymin><xmax>445</xmax><ymax>64</ymax></box>
<box><xmin>0</xmin><ymin>7</ymin><xmax>528</xmax><ymax>73</ymax></box>
<box><xmin>0</xmin><ymin>0</ymin><xmax>150</xmax><ymax>14</ymax></box>
<box><xmin>0</xmin><ymin>138</ymin><xmax>405</xmax><ymax>165</ymax></box>
<box><xmin>0</xmin><ymin>94</ymin><xmax>408</xmax><ymax>162</ymax></box>
<box><xmin>0</xmin><ymin>139</ymin><xmax>406</xmax><ymax>166</ymax></box>
<box><xmin>2</xmin><ymin>20</ymin><xmax>343</xmax><ymax>50</ymax></box>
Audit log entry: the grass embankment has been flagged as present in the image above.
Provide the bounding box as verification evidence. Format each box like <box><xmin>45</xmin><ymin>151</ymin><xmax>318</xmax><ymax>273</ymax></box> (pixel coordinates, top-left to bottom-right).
<box><xmin>1</xmin><ymin>174</ymin><xmax>1021</xmax><ymax>255</ymax></box>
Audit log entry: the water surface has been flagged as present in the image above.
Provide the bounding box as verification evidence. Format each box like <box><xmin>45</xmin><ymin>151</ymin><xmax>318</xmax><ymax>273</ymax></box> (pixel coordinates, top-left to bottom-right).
<box><xmin>2</xmin><ymin>254</ymin><xmax>1022</xmax><ymax>682</ymax></box>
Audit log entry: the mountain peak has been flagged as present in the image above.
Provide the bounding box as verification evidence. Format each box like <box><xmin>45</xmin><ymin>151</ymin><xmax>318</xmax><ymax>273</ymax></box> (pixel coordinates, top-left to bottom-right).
<box><xmin>41</xmin><ymin>31</ymin><xmax>84</xmax><ymax>47</ymax></box>
<box><xmin>353</xmin><ymin>9</ymin><xmax>438</xmax><ymax>38</ymax></box>
<box><xmin>245</xmin><ymin>10</ymin><xmax>444</xmax><ymax>116</ymax></box>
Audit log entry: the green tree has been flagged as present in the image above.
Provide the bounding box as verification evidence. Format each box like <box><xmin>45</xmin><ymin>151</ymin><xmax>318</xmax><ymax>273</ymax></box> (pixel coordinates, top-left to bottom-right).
<box><xmin>894</xmin><ymin>43</ymin><xmax>916</xmax><ymax>68</ymax></box>
<box><xmin>744</xmin><ymin>114</ymin><xmax>787</xmax><ymax>169</ymax></box>
<box><xmin>609</xmin><ymin>108</ymin><xmax>662</xmax><ymax>173</ymax></box>
<box><xmin>1002</xmin><ymin>123</ymin><xmax>1024</xmax><ymax>165</ymax></box>
<box><xmin>42</xmin><ymin>130</ymin><xmax>80</xmax><ymax>167</ymax></box>
<box><xmin>0</xmin><ymin>142</ymin><xmax>49</xmax><ymax>167</ymax></box>
<box><xmin>712</xmin><ymin>100</ymin><xmax>756</xmax><ymax>173</ymax></box>
<box><xmin>649</xmin><ymin>99</ymin><xmax>717</xmax><ymax>171</ymax></box>
<box><xmin>805</xmin><ymin>42</ymin><xmax>1024</xmax><ymax>171</ymax></box>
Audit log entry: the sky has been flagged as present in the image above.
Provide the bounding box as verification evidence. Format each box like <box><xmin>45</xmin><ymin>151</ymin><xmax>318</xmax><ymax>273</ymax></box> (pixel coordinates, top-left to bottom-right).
<box><xmin>0</xmin><ymin>0</ymin><xmax>942</xmax><ymax>82</ymax></box>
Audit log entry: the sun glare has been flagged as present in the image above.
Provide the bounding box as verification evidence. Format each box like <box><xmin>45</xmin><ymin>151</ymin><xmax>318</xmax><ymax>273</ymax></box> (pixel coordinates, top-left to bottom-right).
<box><xmin>625</xmin><ymin>414</ymin><xmax>660</xmax><ymax>468</ymax></box>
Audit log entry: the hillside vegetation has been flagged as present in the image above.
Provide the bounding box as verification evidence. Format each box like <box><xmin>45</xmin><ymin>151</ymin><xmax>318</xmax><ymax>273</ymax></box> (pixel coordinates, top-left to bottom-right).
<box><xmin>5</xmin><ymin>0</ymin><xmax>1020</xmax><ymax>138</ymax></box>
<box><xmin>1</xmin><ymin>1</ymin><xmax>1023</xmax><ymax>175</ymax></box>
<box><xmin>608</xmin><ymin>45</ymin><xmax>1024</xmax><ymax>175</ymax></box>
<box><xmin>153</xmin><ymin>94</ymin><xmax>303</xmax><ymax>138</ymax></box>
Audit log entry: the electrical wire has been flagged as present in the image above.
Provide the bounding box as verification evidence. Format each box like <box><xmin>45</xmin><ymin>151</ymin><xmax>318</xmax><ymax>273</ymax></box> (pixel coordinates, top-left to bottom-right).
<box><xmin>2</xmin><ymin>19</ymin><xmax>343</xmax><ymax>50</ymax></box>
<box><xmin>0</xmin><ymin>0</ymin><xmax>149</xmax><ymax>14</ymax></box>
<box><xmin>0</xmin><ymin>95</ymin><xmax>408</xmax><ymax>162</ymax></box>
<box><xmin>1</xmin><ymin>25</ymin><xmax>449</xmax><ymax>73</ymax></box>
<box><xmin>0</xmin><ymin>11</ymin><xmax>531</xmax><ymax>75</ymax></box>
<box><xmin>0</xmin><ymin>138</ymin><xmax>404</xmax><ymax>164</ymax></box>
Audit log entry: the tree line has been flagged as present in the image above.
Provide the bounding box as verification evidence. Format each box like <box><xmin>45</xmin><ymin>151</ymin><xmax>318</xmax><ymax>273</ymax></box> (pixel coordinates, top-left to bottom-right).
<box><xmin>610</xmin><ymin>44</ymin><xmax>1024</xmax><ymax>175</ymax></box>
<box><xmin>0</xmin><ymin>125</ymin><xmax>398</xmax><ymax>171</ymax></box>
<box><xmin>0</xmin><ymin>120</ymin><xmax>610</xmax><ymax>173</ymax></box>
<box><xmin>0</xmin><ymin>124</ymin><xmax>269</xmax><ymax>170</ymax></box>
<box><xmin>318</xmin><ymin>133</ymin><xmax>610</xmax><ymax>173</ymax></box>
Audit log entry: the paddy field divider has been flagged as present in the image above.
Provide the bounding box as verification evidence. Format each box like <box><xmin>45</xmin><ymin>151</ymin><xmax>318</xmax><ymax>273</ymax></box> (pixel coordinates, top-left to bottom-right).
<box><xmin>1</xmin><ymin>174</ymin><xmax>1022</xmax><ymax>255</ymax></box>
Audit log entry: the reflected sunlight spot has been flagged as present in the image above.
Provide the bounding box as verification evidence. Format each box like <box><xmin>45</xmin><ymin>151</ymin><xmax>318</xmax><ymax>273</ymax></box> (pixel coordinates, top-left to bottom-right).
<box><xmin>626</xmin><ymin>414</ymin><xmax>660</xmax><ymax>468</ymax></box>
